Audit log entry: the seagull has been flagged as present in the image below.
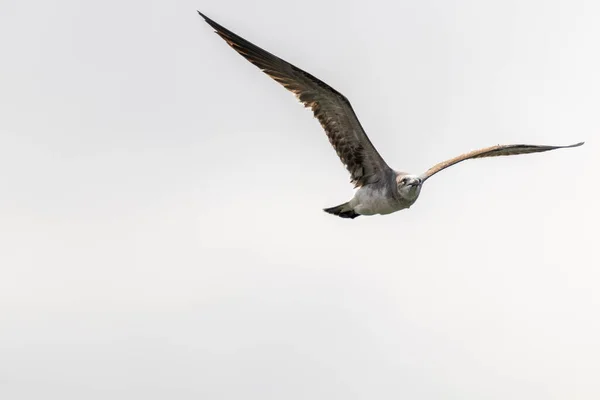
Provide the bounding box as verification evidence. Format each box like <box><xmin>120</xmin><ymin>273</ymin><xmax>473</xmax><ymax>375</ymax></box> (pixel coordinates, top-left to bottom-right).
<box><xmin>198</xmin><ymin>12</ymin><xmax>584</xmax><ymax>219</ymax></box>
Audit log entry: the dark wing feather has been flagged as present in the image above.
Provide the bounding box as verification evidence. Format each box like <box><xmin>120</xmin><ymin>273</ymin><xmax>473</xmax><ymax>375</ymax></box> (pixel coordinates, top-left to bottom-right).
<box><xmin>198</xmin><ymin>12</ymin><xmax>393</xmax><ymax>187</ymax></box>
<box><xmin>420</xmin><ymin>142</ymin><xmax>584</xmax><ymax>182</ymax></box>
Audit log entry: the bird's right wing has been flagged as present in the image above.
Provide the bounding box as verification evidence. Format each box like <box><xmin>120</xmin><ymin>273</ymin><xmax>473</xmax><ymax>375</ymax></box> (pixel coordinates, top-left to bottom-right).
<box><xmin>198</xmin><ymin>12</ymin><xmax>394</xmax><ymax>188</ymax></box>
<box><xmin>420</xmin><ymin>142</ymin><xmax>584</xmax><ymax>182</ymax></box>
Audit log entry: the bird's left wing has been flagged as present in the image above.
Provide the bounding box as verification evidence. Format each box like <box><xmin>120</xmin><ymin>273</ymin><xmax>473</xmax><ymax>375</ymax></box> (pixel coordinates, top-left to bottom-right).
<box><xmin>420</xmin><ymin>142</ymin><xmax>584</xmax><ymax>182</ymax></box>
<box><xmin>198</xmin><ymin>12</ymin><xmax>394</xmax><ymax>188</ymax></box>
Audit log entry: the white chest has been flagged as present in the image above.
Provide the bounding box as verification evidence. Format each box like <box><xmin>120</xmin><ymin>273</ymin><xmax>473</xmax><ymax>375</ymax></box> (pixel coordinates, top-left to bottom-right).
<box><xmin>351</xmin><ymin>186</ymin><xmax>409</xmax><ymax>215</ymax></box>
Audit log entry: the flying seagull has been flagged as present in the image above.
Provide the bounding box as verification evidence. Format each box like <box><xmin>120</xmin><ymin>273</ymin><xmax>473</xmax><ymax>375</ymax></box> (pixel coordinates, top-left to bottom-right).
<box><xmin>197</xmin><ymin>12</ymin><xmax>584</xmax><ymax>219</ymax></box>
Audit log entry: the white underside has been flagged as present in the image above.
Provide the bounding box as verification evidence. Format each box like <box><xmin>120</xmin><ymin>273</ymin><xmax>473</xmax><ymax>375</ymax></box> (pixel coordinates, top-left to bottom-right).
<box><xmin>349</xmin><ymin>186</ymin><xmax>410</xmax><ymax>216</ymax></box>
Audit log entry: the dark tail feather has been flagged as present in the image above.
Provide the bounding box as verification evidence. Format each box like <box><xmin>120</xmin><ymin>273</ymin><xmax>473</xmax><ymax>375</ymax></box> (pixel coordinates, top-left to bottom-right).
<box><xmin>323</xmin><ymin>202</ymin><xmax>360</xmax><ymax>219</ymax></box>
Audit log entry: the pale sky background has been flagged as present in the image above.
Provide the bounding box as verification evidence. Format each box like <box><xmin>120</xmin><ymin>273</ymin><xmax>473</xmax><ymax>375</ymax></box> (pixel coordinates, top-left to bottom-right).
<box><xmin>1</xmin><ymin>0</ymin><xmax>599</xmax><ymax>399</ymax></box>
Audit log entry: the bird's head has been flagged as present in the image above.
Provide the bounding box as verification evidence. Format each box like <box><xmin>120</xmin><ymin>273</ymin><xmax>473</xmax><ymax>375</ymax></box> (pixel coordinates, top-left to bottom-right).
<box><xmin>396</xmin><ymin>173</ymin><xmax>422</xmax><ymax>201</ymax></box>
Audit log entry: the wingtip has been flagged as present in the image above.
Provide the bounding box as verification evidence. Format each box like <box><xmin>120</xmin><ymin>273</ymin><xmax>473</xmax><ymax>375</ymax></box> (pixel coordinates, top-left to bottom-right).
<box><xmin>197</xmin><ymin>11</ymin><xmax>213</xmax><ymax>23</ymax></box>
<box><xmin>197</xmin><ymin>11</ymin><xmax>221</xmax><ymax>30</ymax></box>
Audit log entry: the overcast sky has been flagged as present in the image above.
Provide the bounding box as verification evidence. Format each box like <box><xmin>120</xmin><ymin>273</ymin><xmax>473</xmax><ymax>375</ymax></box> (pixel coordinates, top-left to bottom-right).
<box><xmin>1</xmin><ymin>0</ymin><xmax>599</xmax><ymax>399</ymax></box>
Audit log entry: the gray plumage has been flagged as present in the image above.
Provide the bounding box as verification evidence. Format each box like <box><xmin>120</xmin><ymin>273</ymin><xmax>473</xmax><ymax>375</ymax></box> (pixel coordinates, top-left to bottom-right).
<box><xmin>198</xmin><ymin>12</ymin><xmax>584</xmax><ymax>219</ymax></box>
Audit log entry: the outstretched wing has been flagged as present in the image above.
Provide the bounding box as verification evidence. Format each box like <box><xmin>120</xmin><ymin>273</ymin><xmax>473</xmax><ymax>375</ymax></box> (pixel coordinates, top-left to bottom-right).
<box><xmin>420</xmin><ymin>142</ymin><xmax>584</xmax><ymax>182</ymax></box>
<box><xmin>198</xmin><ymin>12</ymin><xmax>393</xmax><ymax>188</ymax></box>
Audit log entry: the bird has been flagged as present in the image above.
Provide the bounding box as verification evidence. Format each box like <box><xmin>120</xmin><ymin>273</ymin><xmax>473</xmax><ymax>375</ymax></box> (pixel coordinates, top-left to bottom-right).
<box><xmin>197</xmin><ymin>11</ymin><xmax>584</xmax><ymax>219</ymax></box>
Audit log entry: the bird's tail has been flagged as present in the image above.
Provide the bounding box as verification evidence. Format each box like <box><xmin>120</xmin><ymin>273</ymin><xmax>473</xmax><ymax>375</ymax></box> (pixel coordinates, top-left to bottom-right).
<box><xmin>323</xmin><ymin>202</ymin><xmax>360</xmax><ymax>219</ymax></box>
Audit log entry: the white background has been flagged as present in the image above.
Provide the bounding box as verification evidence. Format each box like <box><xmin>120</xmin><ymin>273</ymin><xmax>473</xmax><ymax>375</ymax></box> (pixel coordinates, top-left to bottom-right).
<box><xmin>1</xmin><ymin>0</ymin><xmax>599</xmax><ymax>398</ymax></box>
